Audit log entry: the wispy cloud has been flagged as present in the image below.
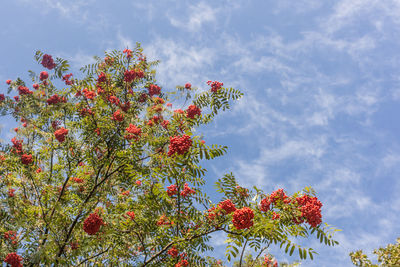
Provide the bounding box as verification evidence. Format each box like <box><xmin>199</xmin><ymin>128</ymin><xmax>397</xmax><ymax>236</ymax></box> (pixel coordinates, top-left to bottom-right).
<box><xmin>168</xmin><ymin>2</ymin><xmax>217</xmax><ymax>32</ymax></box>
<box><xmin>144</xmin><ymin>37</ymin><xmax>216</xmax><ymax>88</ymax></box>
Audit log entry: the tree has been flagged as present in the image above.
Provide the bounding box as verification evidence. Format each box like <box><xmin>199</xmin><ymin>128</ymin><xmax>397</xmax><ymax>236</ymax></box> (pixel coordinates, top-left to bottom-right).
<box><xmin>0</xmin><ymin>44</ymin><xmax>339</xmax><ymax>266</ymax></box>
<box><xmin>350</xmin><ymin>238</ymin><xmax>400</xmax><ymax>266</ymax></box>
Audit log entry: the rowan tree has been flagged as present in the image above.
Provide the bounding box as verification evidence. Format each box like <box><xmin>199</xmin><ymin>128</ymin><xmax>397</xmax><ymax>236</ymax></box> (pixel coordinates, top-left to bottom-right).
<box><xmin>0</xmin><ymin>44</ymin><xmax>339</xmax><ymax>266</ymax></box>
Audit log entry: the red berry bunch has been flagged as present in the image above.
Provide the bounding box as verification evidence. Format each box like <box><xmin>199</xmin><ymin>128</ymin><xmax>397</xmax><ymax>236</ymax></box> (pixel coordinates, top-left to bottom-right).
<box><xmin>295</xmin><ymin>195</ymin><xmax>322</xmax><ymax>227</ymax></box>
<box><xmin>8</xmin><ymin>188</ymin><xmax>16</xmax><ymax>197</ymax></box>
<box><xmin>186</xmin><ymin>105</ymin><xmax>201</xmax><ymax>119</ymax></box>
<box><xmin>232</xmin><ymin>207</ymin><xmax>254</xmax><ymax>230</ymax></box>
<box><xmin>207</xmin><ymin>80</ymin><xmax>223</xmax><ymax>92</ymax></box>
<box><xmin>167</xmin><ymin>184</ymin><xmax>178</xmax><ymax>197</ymax></box>
<box><xmin>161</xmin><ymin>120</ymin><xmax>170</xmax><ymax>129</ymax></box>
<box><xmin>4</xmin><ymin>230</ymin><xmax>17</xmax><ymax>244</ymax></box>
<box><xmin>218</xmin><ymin>199</ymin><xmax>236</xmax><ymax>214</ymax></box>
<box><xmin>62</xmin><ymin>73</ymin><xmax>73</xmax><ymax>85</ymax></box>
<box><xmin>83</xmin><ymin>212</ymin><xmax>104</xmax><ymax>235</ymax></box>
<box><xmin>176</xmin><ymin>259</ymin><xmax>189</xmax><ymax>267</ymax></box>
<box><xmin>112</xmin><ymin>110</ymin><xmax>124</xmax><ymax>122</ymax></box>
<box><xmin>39</xmin><ymin>71</ymin><xmax>49</xmax><ymax>81</ymax></box>
<box><xmin>263</xmin><ymin>255</ymin><xmax>278</xmax><ymax>267</ymax></box>
<box><xmin>259</xmin><ymin>197</ymin><xmax>271</xmax><ymax>212</ymax></box>
<box><xmin>21</xmin><ymin>154</ymin><xmax>33</xmax><ymax>165</ymax></box>
<box><xmin>272</xmin><ymin>212</ymin><xmax>280</xmax><ymax>220</ymax></box>
<box><xmin>41</xmin><ymin>54</ymin><xmax>56</xmax><ymax>70</ymax></box>
<box><xmin>207</xmin><ymin>206</ymin><xmax>222</xmax><ymax>221</ymax></box>
<box><xmin>54</xmin><ymin>127</ymin><xmax>68</xmax><ymax>143</ymax></box>
<box><xmin>168</xmin><ymin>135</ymin><xmax>192</xmax><ymax>156</ymax></box>
<box><xmin>123</xmin><ymin>48</ymin><xmax>133</xmax><ymax>58</ymax></box>
<box><xmin>148</xmin><ymin>84</ymin><xmax>161</xmax><ymax>96</ymax></box>
<box><xmin>124</xmin><ymin>69</ymin><xmax>144</xmax><ymax>83</ymax></box>
<box><xmin>108</xmin><ymin>95</ymin><xmax>120</xmax><ymax>105</ymax></box>
<box><xmin>126</xmin><ymin>211</ymin><xmax>135</xmax><ymax>220</ymax></box>
<box><xmin>17</xmin><ymin>86</ymin><xmax>33</xmax><ymax>95</ymax></box>
<box><xmin>167</xmin><ymin>246</ymin><xmax>179</xmax><ymax>258</ymax></box>
<box><xmin>184</xmin><ymin>83</ymin><xmax>191</xmax><ymax>89</ymax></box>
<box><xmin>11</xmin><ymin>137</ymin><xmax>23</xmax><ymax>154</ymax></box>
<box><xmin>97</xmin><ymin>72</ymin><xmax>107</xmax><ymax>84</ymax></box>
<box><xmin>180</xmin><ymin>183</ymin><xmax>196</xmax><ymax>197</ymax></box>
<box><xmin>157</xmin><ymin>215</ymin><xmax>173</xmax><ymax>226</ymax></box>
<box><xmin>4</xmin><ymin>252</ymin><xmax>23</xmax><ymax>267</ymax></box>
<box><xmin>82</xmin><ymin>88</ymin><xmax>96</xmax><ymax>99</ymax></box>
<box><xmin>47</xmin><ymin>94</ymin><xmax>66</xmax><ymax>105</ymax></box>
<box><xmin>269</xmin><ymin>189</ymin><xmax>289</xmax><ymax>205</ymax></box>
<box><xmin>125</xmin><ymin>124</ymin><xmax>141</xmax><ymax>140</ymax></box>
<box><xmin>72</xmin><ymin>177</ymin><xmax>84</xmax><ymax>184</ymax></box>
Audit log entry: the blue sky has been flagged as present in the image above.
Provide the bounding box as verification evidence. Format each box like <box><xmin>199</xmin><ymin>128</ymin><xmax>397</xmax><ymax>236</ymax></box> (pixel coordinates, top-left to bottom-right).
<box><xmin>1</xmin><ymin>0</ymin><xmax>400</xmax><ymax>266</ymax></box>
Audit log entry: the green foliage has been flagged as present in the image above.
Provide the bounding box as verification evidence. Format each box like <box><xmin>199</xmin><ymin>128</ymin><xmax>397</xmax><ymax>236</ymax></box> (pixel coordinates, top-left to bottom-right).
<box><xmin>350</xmin><ymin>238</ymin><xmax>400</xmax><ymax>266</ymax></box>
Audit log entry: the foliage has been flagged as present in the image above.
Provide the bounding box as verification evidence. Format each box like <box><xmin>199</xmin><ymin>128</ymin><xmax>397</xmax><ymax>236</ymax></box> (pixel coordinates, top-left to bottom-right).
<box><xmin>0</xmin><ymin>44</ymin><xmax>339</xmax><ymax>266</ymax></box>
<box><xmin>350</xmin><ymin>238</ymin><xmax>400</xmax><ymax>266</ymax></box>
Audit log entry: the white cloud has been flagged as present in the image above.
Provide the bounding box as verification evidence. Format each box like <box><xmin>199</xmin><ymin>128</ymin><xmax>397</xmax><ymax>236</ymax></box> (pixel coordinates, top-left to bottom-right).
<box><xmin>17</xmin><ymin>0</ymin><xmax>93</xmax><ymax>20</ymax></box>
<box><xmin>144</xmin><ymin>38</ymin><xmax>216</xmax><ymax>88</ymax></box>
<box><xmin>169</xmin><ymin>2</ymin><xmax>217</xmax><ymax>32</ymax></box>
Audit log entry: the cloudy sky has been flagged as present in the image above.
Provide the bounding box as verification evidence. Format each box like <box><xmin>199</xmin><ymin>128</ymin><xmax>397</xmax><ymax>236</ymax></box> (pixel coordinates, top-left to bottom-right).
<box><xmin>1</xmin><ymin>0</ymin><xmax>400</xmax><ymax>266</ymax></box>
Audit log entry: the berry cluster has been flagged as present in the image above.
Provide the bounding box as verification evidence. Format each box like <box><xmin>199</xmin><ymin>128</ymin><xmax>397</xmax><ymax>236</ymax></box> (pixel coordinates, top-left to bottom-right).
<box><xmin>11</xmin><ymin>137</ymin><xmax>23</xmax><ymax>154</ymax></box>
<box><xmin>123</xmin><ymin>48</ymin><xmax>133</xmax><ymax>58</ymax></box>
<box><xmin>218</xmin><ymin>199</ymin><xmax>236</xmax><ymax>214</ymax></box>
<box><xmin>168</xmin><ymin>135</ymin><xmax>192</xmax><ymax>156</ymax></box>
<box><xmin>8</xmin><ymin>188</ymin><xmax>16</xmax><ymax>197</ymax></box>
<box><xmin>40</xmin><ymin>71</ymin><xmax>49</xmax><ymax>81</ymax></box>
<box><xmin>148</xmin><ymin>84</ymin><xmax>161</xmax><ymax>96</ymax></box>
<box><xmin>41</xmin><ymin>54</ymin><xmax>56</xmax><ymax>70</ymax></box>
<box><xmin>83</xmin><ymin>88</ymin><xmax>96</xmax><ymax>100</ymax></box>
<box><xmin>167</xmin><ymin>184</ymin><xmax>178</xmax><ymax>197</ymax></box>
<box><xmin>263</xmin><ymin>255</ymin><xmax>278</xmax><ymax>267</ymax></box>
<box><xmin>62</xmin><ymin>73</ymin><xmax>73</xmax><ymax>85</ymax></box>
<box><xmin>72</xmin><ymin>177</ymin><xmax>84</xmax><ymax>184</ymax></box>
<box><xmin>180</xmin><ymin>183</ymin><xmax>196</xmax><ymax>197</ymax></box>
<box><xmin>47</xmin><ymin>94</ymin><xmax>66</xmax><ymax>105</ymax></box>
<box><xmin>175</xmin><ymin>259</ymin><xmax>189</xmax><ymax>267</ymax></box>
<box><xmin>112</xmin><ymin>110</ymin><xmax>124</xmax><ymax>122</ymax></box>
<box><xmin>207</xmin><ymin>80</ymin><xmax>223</xmax><ymax>92</ymax></box>
<box><xmin>21</xmin><ymin>154</ymin><xmax>33</xmax><ymax>165</ymax></box>
<box><xmin>17</xmin><ymin>86</ymin><xmax>33</xmax><ymax>95</ymax></box>
<box><xmin>54</xmin><ymin>127</ymin><xmax>68</xmax><ymax>143</ymax></box>
<box><xmin>126</xmin><ymin>211</ymin><xmax>135</xmax><ymax>220</ymax></box>
<box><xmin>4</xmin><ymin>252</ymin><xmax>22</xmax><ymax>267</ymax></box>
<box><xmin>295</xmin><ymin>195</ymin><xmax>322</xmax><ymax>227</ymax></box>
<box><xmin>232</xmin><ymin>207</ymin><xmax>254</xmax><ymax>230</ymax></box>
<box><xmin>186</xmin><ymin>105</ymin><xmax>201</xmax><ymax>119</ymax></box>
<box><xmin>125</xmin><ymin>124</ymin><xmax>141</xmax><ymax>140</ymax></box>
<box><xmin>97</xmin><ymin>72</ymin><xmax>107</xmax><ymax>84</ymax></box>
<box><xmin>269</xmin><ymin>188</ymin><xmax>289</xmax><ymax>205</ymax></box>
<box><xmin>207</xmin><ymin>206</ymin><xmax>221</xmax><ymax>221</ymax></box>
<box><xmin>3</xmin><ymin>230</ymin><xmax>17</xmax><ymax>244</ymax></box>
<box><xmin>83</xmin><ymin>212</ymin><xmax>104</xmax><ymax>235</ymax></box>
<box><xmin>124</xmin><ymin>69</ymin><xmax>144</xmax><ymax>83</ymax></box>
<box><xmin>259</xmin><ymin>197</ymin><xmax>271</xmax><ymax>212</ymax></box>
<box><xmin>167</xmin><ymin>246</ymin><xmax>179</xmax><ymax>258</ymax></box>
<box><xmin>157</xmin><ymin>215</ymin><xmax>173</xmax><ymax>226</ymax></box>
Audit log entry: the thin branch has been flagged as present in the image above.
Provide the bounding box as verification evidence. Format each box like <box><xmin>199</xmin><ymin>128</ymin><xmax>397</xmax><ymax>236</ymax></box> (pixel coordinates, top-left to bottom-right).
<box><xmin>74</xmin><ymin>245</ymin><xmax>112</xmax><ymax>266</ymax></box>
<box><xmin>239</xmin><ymin>239</ymin><xmax>248</xmax><ymax>267</ymax></box>
<box><xmin>250</xmin><ymin>241</ymin><xmax>271</xmax><ymax>267</ymax></box>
